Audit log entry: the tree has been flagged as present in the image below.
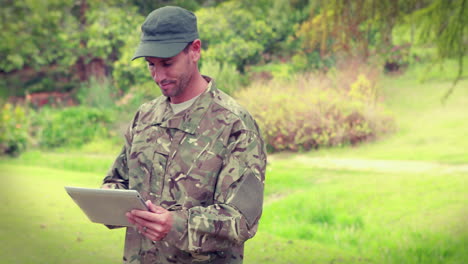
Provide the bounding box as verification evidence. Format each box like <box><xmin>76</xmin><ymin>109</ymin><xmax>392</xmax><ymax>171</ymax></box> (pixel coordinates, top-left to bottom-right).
<box><xmin>196</xmin><ymin>0</ymin><xmax>305</xmax><ymax>72</ymax></box>
<box><xmin>196</xmin><ymin>1</ymin><xmax>275</xmax><ymax>72</ymax></box>
<box><xmin>129</xmin><ymin>0</ymin><xmax>223</xmax><ymax>15</ymax></box>
<box><xmin>294</xmin><ymin>0</ymin><xmax>466</xmax><ymax>96</ymax></box>
<box><xmin>0</xmin><ymin>0</ymin><xmax>81</xmax><ymax>96</ymax></box>
<box><xmin>296</xmin><ymin>0</ymin><xmax>423</xmax><ymax>60</ymax></box>
<box><xmin>411</xmin><ymin>0</ymin><xmax>467</xmax><ymax>101</ymax></box>
<box><xmin>0</xmin><ymin>0</ymin><xmax>141</xmax><ymax>96</ymax></box>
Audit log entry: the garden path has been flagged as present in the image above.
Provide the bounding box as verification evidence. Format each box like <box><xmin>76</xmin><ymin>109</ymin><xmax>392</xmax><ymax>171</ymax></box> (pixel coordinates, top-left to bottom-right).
<box><xmin>271</xmin><ymin>155</ymin><xmax>468</xmax><ymax>174</ymax></box>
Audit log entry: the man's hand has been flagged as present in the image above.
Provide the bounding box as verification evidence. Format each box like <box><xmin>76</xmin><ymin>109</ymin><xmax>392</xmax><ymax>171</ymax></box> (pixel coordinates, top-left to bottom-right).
<box><xmin>126</xmin><ymin>200</ymin><xmax>173</xmax><ymax>242</ymax></box>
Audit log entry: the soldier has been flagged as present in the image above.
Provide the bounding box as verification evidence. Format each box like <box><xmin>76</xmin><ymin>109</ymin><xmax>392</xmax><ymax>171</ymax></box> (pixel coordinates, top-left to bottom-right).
<box><xmin>102</xmin><ymin>6</ymin><xmax>267</xmax><ymax>264</ymax></box>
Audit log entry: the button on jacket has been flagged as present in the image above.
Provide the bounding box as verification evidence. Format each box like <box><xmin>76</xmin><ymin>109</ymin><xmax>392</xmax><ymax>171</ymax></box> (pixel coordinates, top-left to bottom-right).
<box><xmin>103</xmin><ymin>77</ymin><xmax>267</xmax><ymax>263</ymax></box>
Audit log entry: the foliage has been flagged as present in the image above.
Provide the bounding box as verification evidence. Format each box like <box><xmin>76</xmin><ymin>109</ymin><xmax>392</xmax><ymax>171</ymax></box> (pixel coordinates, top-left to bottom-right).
<box><xmin>411</xmin><ymin>0</ymin><xmax>467</xmax><ymax>100</ymax></box>
<box><xmin>0</xmin><ymin>0</ymin><xmax>80</xmax><ymax>96</ymax></box>
<box><xmin>1</xmin><ymin>0</ymin><xmax>465</xmax><ymax>102</ymax></box>
<box><xmin>76</xmin><ymin>77</ymin><xmax>117</xmax><ymax>109</ymax></box>
<box><xmin>0</xmin><ymin>0</ymin><xmax>142</xmax><ymax>96</ymax></box>
<box><xmin>83</xmin><ymin>5</ymin><xmax>142</xmax><ymax>63</ymax></box>
<box><xmin>294</xmin><ymin>0</ymin><xmax>421</xmax><ymax>59</ymax></box>
<box><xmin>239</xmin><ymin>0</ymin><xmax>309</xmax><ymax>56</ymax></box>
<box><xmin>0</xmin><ymin>103</ymin><xmax>29</xmax><ymax>156</ymax></box>
<box><xmin>195</xmin><ymin>1</ymin><xmax>274</xmax><ymax>72</ymax></box>
<box><xmin>0</xmin><ymin>0</ymin><xmax>141</xmax><ymax>73</ymax></box>
<box><xmin>249</xmin><ymin>62</ymin><xmax>298</xmax><ymax>82</ymax></box>
<box><xmin>129</xmin><ymin>0</ymin><xmax>223</xmax><ymax>15</ymax></box>
<box><xmin>115</xmin><ymin>81</ymin><xmax>161</xmax><ymax>116</ymax></box>
<box><xmin>0</xmin><ymin>0</ymin><xmax>78</xmax><ymax>72</ymax></box>
<box><xmin>322</xmin><ymin>60</ymin><xmax>468</xmax><ymax>164</ymax></box>
<box><xmin>382</xmin><ymin>43</ymin><xmax>412</xmax><ymax>72</ymax></box>
<box><xmin>200</xmin><ymin>60</ymin><xmax>243</xmax><ymax>95</ymax></box>
<box><xmin>36</xmin><ymin>106</ymin><xmax>114</xmax><ymax>149</ymax></box>
<box><xmin>235</xmin><ymin>72</ymin><xmax>394</xmax><ymax>152</ymax></box>
<box><xmin>111</xmin><ymin>28</ymin><xmax>148</xmax><ymax>92</ymax></box>
<box><xmin>195</xmin><ymin>0</ymin><xmax>305</xmax><ymax>72</ymax></box>
<box><xmin>293</xmin><ymin>0</ymin><xmax>466</xmax><ymax>92</ymax></box>
<box><xmin>413</xmin><ymin>0</ymin><xmax>467</xmax><ymax>64</ymax></box>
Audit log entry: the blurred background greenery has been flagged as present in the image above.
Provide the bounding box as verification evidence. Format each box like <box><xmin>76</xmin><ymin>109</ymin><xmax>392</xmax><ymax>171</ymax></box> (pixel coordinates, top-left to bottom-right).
<box><xmin>0</xmin><ymin>0</ymin><xmax>466</xmax><ymax>263</ymax></box>
<box><xmin>0</xmin><ymin>0</ymin><xmax>466</xmax><ymax>155</ymax></box>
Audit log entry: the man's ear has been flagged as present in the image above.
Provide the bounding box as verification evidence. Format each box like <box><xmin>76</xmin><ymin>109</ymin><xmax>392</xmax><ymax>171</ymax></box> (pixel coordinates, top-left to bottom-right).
<box><xmin>190</xmin><ymin>39</ymin><xmax>202</xmax><ymax>62</ymax></box>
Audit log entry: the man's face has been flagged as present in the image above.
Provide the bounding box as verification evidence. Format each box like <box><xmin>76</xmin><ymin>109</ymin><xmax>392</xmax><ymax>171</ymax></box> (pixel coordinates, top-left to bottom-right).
<box><xmin>145</xmin><ymin>47</ymin><xmax>195</xmax><ymax>103</ymax></box>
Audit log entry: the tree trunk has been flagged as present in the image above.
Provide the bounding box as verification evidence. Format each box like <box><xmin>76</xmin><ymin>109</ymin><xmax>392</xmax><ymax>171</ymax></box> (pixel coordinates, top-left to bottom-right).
<box><xmin>75</xmin><ymin>57</ymin><xmax>107</xmax><ymax>82</ymax></box>
<box><xmin>74</xmin><ymin>0</ymin><xmax>107</xmax><ymax>82</ymax></box>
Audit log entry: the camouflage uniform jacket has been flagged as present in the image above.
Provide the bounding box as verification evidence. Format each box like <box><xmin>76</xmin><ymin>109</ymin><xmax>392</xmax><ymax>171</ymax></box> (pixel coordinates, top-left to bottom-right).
<box><xmin>102</xmin><ymin>78</ymin><xmax>267</xmax><ymax>264</ymax></box>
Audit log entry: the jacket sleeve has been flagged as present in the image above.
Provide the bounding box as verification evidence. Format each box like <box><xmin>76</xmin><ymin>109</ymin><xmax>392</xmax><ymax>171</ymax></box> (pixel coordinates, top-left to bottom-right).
<box><xmin>101</xmin><ymin>110</ymin><xmax>140</xmax><ymax>190</ymax></box>
<box><xmin>100</xmin><ymin>111</ymin><xmax>140</xmax><ymax>229</ymax></box>
<box><xmin>101</xmin><ymin>145</ymin><xmax>130</xmax><ymax>190</ymax></box>
<box><xmin>163</xmin><ymin>128</ymin><xmax>267</xmax><ymax>253</ymax></box>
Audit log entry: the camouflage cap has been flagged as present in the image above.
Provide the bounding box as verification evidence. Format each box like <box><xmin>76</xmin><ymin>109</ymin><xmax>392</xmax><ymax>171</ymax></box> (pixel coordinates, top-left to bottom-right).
<box><xmin>132</xmin><ymin>6</ymin><xmax>199</xmax><ymax>60</ymax></box>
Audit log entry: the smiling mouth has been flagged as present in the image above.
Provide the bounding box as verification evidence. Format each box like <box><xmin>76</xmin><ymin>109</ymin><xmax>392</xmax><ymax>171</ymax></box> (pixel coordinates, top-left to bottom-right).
<box><xmin>159</xmin><ymin>81</ymin><xmax>175</xmax><ymax>89</ymax></box>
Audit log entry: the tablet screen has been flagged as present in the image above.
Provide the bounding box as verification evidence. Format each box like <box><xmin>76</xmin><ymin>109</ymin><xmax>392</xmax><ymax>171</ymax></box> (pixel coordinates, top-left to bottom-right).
<box><xmin>65</xmin><ymin>186</ymin><xmax>148</xmax><ymax>227</ymax></box>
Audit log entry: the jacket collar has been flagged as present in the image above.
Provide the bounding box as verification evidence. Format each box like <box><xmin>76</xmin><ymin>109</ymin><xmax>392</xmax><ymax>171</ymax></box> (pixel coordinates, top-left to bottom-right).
<box><xmin>152</xmin><ymin>76</ymin><xmax>216</xmax><ymax>135</ymax></box>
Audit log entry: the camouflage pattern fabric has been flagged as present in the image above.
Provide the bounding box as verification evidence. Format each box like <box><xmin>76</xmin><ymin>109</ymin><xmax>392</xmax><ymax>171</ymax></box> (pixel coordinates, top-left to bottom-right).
<box><xmin>102</xmin><ymin>77</ymin><xmax>267</xmax><ymax>263</ymax></box>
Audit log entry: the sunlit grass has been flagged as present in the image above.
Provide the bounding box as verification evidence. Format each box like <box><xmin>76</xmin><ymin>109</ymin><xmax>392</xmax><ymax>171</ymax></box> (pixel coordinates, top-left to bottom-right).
<box><xmin>0</xmin><ymin>164</ymin><xmax>124</xmax><ymax>264</ymax></box>
<box><xmin>1</xmin><ymin>155</ymin><xmax>465</xmax><ymax>263</ymax></box>
<box><xmin>247</xmin><ymin>158</ymin><xmax>467</xmax><ymax>263</ymax></box>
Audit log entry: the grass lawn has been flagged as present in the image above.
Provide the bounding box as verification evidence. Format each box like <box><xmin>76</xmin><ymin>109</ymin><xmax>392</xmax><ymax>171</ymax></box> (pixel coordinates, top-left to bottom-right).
<box><xmin>1</xmin><ymin>153</ymin><xmax>465</xmax><ymax>263</ymax></box>
<box><xmin>0</xmin><ymin>164</ymin><xmax>124</xmax><ymax>264</ymax></box>
<box><xmin>246</xmin><ymin>160</ymin><xmax>467</xmax><ymax>264</ymax></box>
<box><xmin>0</xmin><ymin>61</ymin><xmax>466</xmax><ymax>263</ymax></box>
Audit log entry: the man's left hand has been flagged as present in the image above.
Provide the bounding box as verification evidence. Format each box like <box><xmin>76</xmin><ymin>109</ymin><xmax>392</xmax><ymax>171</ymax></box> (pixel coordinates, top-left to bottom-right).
<box><xmin>126</xmin><ymin>200</ymin><xmax>173</xmax><ymax>242</ymax></box>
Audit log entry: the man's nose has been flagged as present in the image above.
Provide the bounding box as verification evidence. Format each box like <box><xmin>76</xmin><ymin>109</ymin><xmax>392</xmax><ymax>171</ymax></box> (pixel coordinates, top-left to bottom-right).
<box><xmin>152</xmin><ymin>67</ymin><xmax>166</xmax><ymax>83</ymax></box>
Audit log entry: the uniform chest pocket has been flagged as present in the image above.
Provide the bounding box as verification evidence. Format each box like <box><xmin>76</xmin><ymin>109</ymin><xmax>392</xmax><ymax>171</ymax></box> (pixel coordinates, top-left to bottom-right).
<box><xmin>133</xmin><ymin>125</ymin><xmax>171</xmax><ymax>165</ymax></box>
<box><xmin>168</xmin><ymin>146</ymin><xmax>224</xmax><ymax>207</ymax></box>
<box><xmin>128</xmin><ymin>125</ymin><xmax>171</xmax><ymax>194</ymax></box>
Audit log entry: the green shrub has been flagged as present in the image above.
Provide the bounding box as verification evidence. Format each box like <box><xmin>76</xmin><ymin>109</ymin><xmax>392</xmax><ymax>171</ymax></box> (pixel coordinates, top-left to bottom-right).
<box><xmin>116</xmin><ymin>81</ymin><xmax>161</xmax><ymax>110</ymax></box>
<box><xmin>112</xmin><ymin>33</ymin><xmax>149</xmax><ymax>92</ymax></box>
<box><xmin>235</xmin><ymin>73</ymin><xmax>395</xmax><ymax>152</ymax></box>
<box><xmin>37</xmin><ymin>106</ymin><xmax>115</xmax><ymax>149</ymax></box>
<box><xmin>200</xmin><ymin>60</ymin><xmax>243</xmax><ymax>95</ymax></box>
<box><xmin>76</xmin><ymin>77</ymin><xmax>116</xmax><ymax>109</ymax></box>
<box><xmin>0</xmin><ymin>103</ymin><xmax>29</xmax><ymax>156</ymax></box>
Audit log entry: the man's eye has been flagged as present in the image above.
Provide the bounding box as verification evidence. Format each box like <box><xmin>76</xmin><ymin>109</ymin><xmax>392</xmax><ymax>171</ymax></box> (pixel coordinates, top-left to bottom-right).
<box><xmin>147</xmin><ymin>62</ymin><xmax>154</xmax><ymax>67</ymax></box>
<box><xmin>163</xmin><ymin>62</ymin><xmax>172</xmax><ymax>67</ymax></box>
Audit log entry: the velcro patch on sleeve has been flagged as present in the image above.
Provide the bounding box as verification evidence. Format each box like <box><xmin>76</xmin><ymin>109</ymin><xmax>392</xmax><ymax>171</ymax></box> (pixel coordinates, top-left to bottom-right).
<box><xmin>229</xmin><ymin>172</ymin><xmax>263</xmax><ymax>227</ymax></box>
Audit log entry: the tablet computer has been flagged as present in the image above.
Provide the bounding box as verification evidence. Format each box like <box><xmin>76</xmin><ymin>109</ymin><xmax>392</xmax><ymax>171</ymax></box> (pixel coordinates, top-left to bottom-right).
<box><xmin>65</xmin><ymin>186</ymin><xmax>148</xmax><ymax>227</ymax></box>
